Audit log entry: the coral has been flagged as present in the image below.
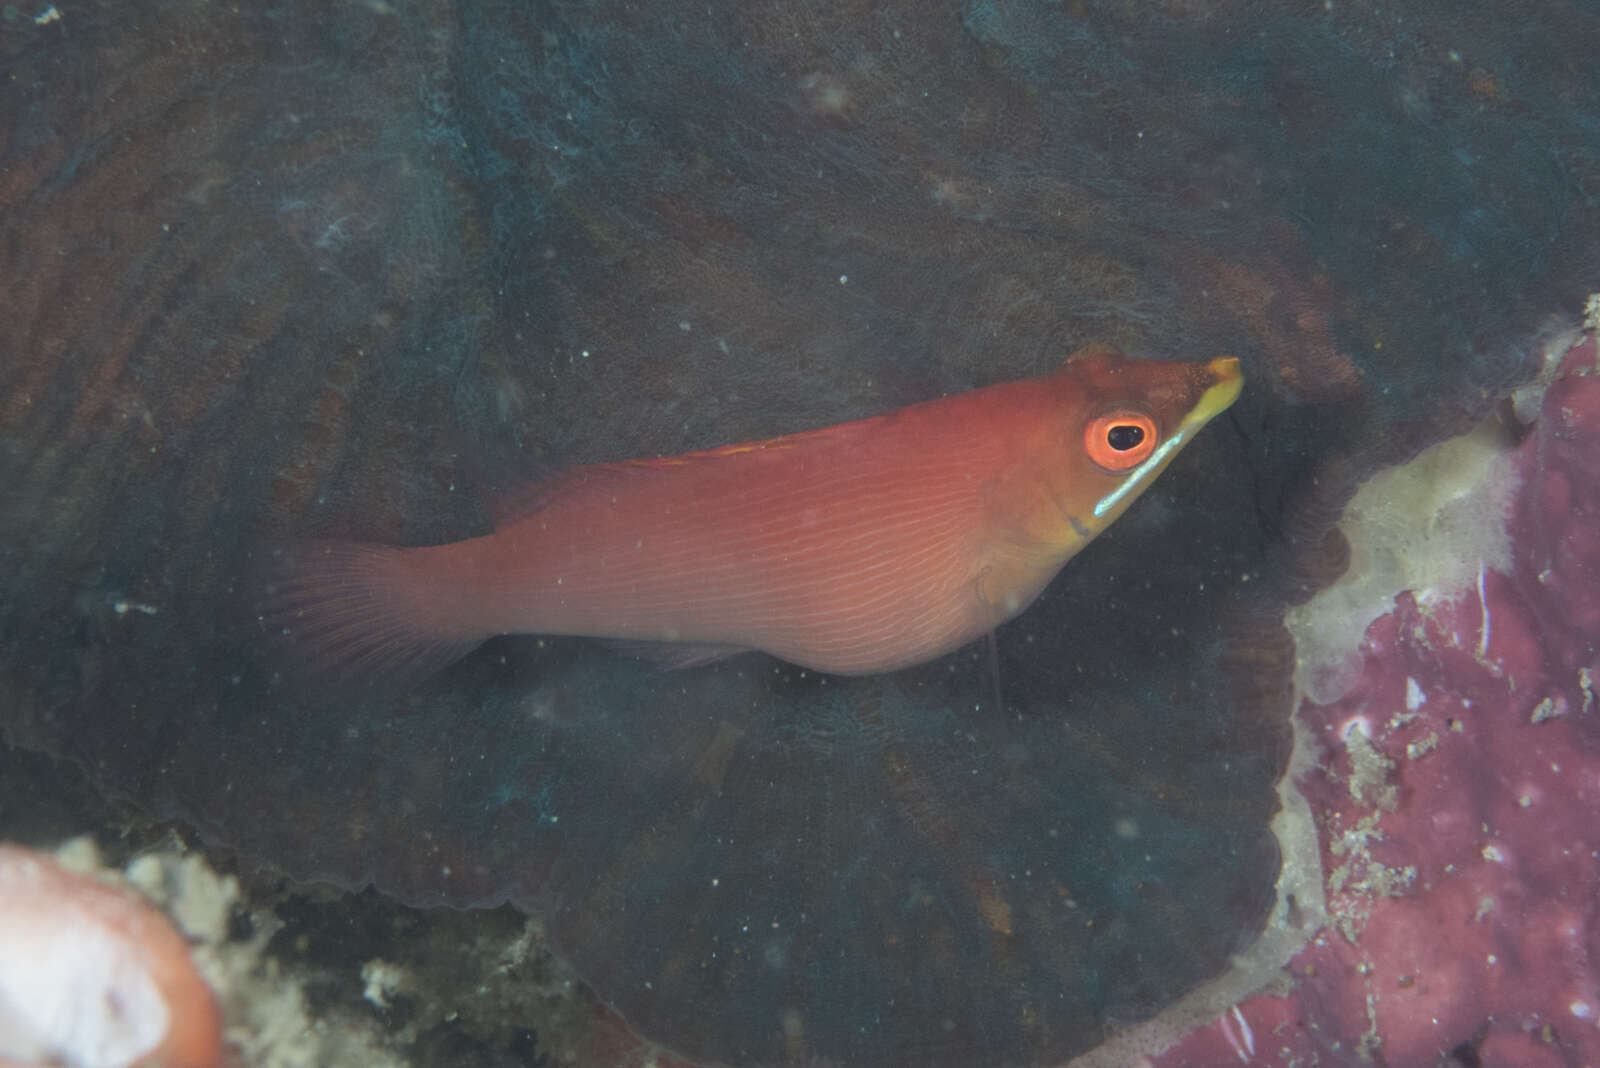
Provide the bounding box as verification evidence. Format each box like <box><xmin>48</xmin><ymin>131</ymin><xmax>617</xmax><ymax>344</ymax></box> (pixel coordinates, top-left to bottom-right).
<box><xmin>0</xmin><ymin>839</ymin><xmax>221</xmax><ymax>1068</ymax></box>
<box><xmin>4</xmin><ymin>4</ymin><xmax>1599</xmax><ymax>1065</ymax></box>
<box><xmin>1152</xmin><ymin>334</ymin><xmax>1600</xmax><ymax>1066</ymax></box>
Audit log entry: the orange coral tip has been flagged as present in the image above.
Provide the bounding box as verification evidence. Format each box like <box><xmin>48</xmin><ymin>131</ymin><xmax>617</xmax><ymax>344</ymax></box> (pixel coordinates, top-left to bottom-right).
<box><xmin>0</xmin><ymin>844</ymin><xmax>222</xmax><ymax>1068</ymax></box>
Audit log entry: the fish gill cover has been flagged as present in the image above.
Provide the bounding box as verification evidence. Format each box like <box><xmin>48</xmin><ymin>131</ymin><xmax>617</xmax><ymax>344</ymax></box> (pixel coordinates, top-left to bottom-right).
<box><xmin>0</xmin><ymin>1</ymin><xmax>1596</xmax><ymax>1066</ymax></box>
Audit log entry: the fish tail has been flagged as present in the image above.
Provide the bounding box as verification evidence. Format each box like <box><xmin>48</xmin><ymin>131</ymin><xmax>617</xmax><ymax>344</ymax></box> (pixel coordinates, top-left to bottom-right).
<box><xmin>257</xmin><ymin>539</ymin><xmax>486</xmax><ymax>688</ymax></box>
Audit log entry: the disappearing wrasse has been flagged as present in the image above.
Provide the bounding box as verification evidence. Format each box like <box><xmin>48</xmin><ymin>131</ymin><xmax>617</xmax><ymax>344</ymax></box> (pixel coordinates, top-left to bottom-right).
<box><xmin>263</xmin><ymin>344</ymin><xmax>1241</xmax><ymax>679</ymax></box>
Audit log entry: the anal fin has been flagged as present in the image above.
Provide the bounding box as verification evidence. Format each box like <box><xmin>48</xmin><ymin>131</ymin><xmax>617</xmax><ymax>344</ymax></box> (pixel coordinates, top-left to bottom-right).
<box><xmin>599</xmin><ymin>639</ymin><xmax>754</xmax><ymax>671</ymax></box>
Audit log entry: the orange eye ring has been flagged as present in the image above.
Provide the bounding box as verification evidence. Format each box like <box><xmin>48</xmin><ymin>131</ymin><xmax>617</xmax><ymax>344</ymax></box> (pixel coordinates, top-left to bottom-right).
<box><xmin>1084</xmin><ymin>410</ymin><xmax>1159</xmax><ymax>471</ymax></box>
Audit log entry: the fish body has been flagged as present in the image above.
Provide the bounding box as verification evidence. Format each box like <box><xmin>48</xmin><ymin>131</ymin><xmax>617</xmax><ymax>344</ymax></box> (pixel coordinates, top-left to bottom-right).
<box><xmin>266</xmin><ymin>345</ymin><xmax>1241</xmax><ymax>678</ymax></box>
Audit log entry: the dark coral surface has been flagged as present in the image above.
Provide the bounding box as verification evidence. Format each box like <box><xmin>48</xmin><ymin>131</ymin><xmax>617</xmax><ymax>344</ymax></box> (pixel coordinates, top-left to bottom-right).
<box><xmin>1156</xmin><ymin>336</ymin><xmax>1600</xmax><ymax>1066</ymax></box>
<box><xmin>3</xmin><ymin>3</ymin><xmax>1598</xmax><ymax>1065</ymax></box>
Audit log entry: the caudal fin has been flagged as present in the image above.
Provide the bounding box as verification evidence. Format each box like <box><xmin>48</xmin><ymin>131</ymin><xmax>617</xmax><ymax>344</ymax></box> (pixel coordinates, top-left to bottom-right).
<box><xmin>257</xmin><ymin>540</ymin><xmax>485</xmax><ymax>689</ymax></box>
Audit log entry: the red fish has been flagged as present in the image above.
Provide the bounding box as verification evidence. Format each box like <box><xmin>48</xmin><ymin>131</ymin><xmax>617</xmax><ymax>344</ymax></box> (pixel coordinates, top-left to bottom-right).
<box><xmin>263</xmin><ymin>344</ymin><xmax>1241</xmax><ymax>679</ymax></box>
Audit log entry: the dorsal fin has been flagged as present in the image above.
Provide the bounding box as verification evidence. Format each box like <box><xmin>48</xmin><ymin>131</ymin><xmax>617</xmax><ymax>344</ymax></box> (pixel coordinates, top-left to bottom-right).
<box><xmin>489</xmin><ymin>413</ymin><xmax>896</xmax><ymax>527</ymax></box>
<box><xmin>488</xmin><ymin>463</ymin><xmax>641</xmax><ymax>526</ymax></box>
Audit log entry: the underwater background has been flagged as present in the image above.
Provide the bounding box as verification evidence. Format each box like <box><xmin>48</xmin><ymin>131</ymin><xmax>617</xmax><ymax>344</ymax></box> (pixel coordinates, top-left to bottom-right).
<box><xmin>2</xmin><ymin>1</ymin><xmax>1598</xmax><ymax>1065</ymax></box>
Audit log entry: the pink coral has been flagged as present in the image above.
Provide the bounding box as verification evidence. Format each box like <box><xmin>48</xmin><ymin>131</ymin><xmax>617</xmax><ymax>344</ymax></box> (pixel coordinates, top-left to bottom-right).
<box><xmin>0</xmin><ymin>844</ymin><xmax>222</xmax><ymax>1068</ymax></box>
<box><xmin>1154</xmin><ymin>335</ymin><xmax>1600</xmax><ymax>1067</ymax></box>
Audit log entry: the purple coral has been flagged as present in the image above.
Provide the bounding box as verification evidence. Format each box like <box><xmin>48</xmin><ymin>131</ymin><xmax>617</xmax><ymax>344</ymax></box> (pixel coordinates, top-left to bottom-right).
<box><xmin>1155</xmin><ymin>334</ymin><xmax>1600</xmax><ymax>1067</ymax></box>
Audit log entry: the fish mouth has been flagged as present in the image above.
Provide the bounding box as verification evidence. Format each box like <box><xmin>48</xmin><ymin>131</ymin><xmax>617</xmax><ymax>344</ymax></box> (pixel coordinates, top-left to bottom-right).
<box><xmin>1089</xmin><ymin>356</ymin><xmax>1245</xmax><ymax>520</ymax></box>
<box><xmin>1190</xmin><ymin>356</ymin><xmax>1244</xmax><ymax>425</ymax></box>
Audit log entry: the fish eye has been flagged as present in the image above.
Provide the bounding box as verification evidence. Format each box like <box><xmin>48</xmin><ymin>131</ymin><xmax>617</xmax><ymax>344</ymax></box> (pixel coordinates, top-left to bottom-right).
<box><xmin>1085</xmin><ymin>410</ymin><xmax>1159</xmax><ymax>471</ymax></box>
<box><xmin>1106</xmin><ymin>424</ymin><xmax>1144</xmax><ymax>451</ymax></box>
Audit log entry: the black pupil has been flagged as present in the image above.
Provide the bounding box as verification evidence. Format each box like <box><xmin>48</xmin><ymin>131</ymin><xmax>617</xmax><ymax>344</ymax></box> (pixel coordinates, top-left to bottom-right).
<box><xmin>1106</xmin><ymin>424</ymin><xmax>1145</xmax><ymax>452</ymax></box>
